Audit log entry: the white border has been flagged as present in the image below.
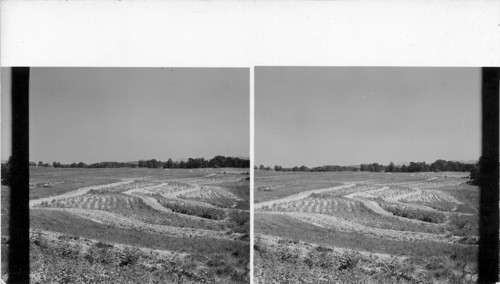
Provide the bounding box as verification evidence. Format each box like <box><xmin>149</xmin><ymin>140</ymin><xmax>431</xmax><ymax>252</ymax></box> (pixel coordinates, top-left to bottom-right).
<box><xmin>2</xmin><ymin>1</ymin><xmax>499</xmax><ymax>283</ymax></box>
<box><xmin>1</xmin><ymin>1</ymin><xmax>499</xmax><ymax>67</ymax></box>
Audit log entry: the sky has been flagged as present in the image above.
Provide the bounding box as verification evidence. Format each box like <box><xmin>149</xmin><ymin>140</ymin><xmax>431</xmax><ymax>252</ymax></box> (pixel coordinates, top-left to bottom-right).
<box><xmin>256</xmin><ymin>67</ymin><xmax>481</xmax><ymax>167</ymax></box>
<box><xmin>1</xmin><ymin>68</ymin><xmax>249</xmax><ymax>163</ymax></box>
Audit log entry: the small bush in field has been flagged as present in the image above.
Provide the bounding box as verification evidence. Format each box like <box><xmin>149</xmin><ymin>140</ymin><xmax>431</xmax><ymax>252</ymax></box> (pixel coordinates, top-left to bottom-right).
<box><xmin>58</xmin><ymin>242</ymin><xmax>80</xmax><ymax>259</ymax></box>
<box><xmin>119</xmin><ymin>247</ymin><xmax>140</xmax><ymax>267</ymax></box>
<box><xmin>32</xmin><ymin>231</ymin><xmax>48</xmax><ymax>249</ymax></box>
<box><xmin>337</xmin><ymin>252</ymin><xmax>360</xmax><ymax>270</ymax></box>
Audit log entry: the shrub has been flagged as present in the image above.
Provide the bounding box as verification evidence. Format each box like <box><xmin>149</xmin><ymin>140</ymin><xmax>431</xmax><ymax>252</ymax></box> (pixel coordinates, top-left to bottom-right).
<box><xmin>58</xmin><ymin>242</ymin><xmax>80</xmax><ymax>259</ymax></box>
<box><xmin>119</xmin><ymin>247</ymin><xmax>140</xmax><ymax>267</ymax></box>
<box><xmin>337</xmin><ymin>252</ymin><xmax>360</xmax><ymax>270</ymax></box>
<box><xmin>32</xmin><ymin>231</ymin><xmax>48</xmax><ymax>249</ymax></box>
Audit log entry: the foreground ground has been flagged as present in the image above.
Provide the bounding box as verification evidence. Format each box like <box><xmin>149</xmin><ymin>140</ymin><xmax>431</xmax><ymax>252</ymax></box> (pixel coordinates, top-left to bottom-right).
<box><xmin>2</xmin><ymin>167</ymin><xmax>250</xmax><ymax>283</ymax></box>
<box><xmin>254</xmin><ymin>171</ymin><xmax>479</xmax><ymax>284</ymax></box>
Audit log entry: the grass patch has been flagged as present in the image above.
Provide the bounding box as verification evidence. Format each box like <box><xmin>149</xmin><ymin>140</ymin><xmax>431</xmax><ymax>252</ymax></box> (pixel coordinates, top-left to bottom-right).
<box><xmin>377</xmin><ymin>199</ymin><xmax>446</xmax><ymax>223</ymax></box>
<box><xmin>254</xmin><ymin>212</ymin><xmax>471</xmax><ymax>259</ymax></box>
<box><xmin>217</xmin><ymin>180</ymin><xmax>250</xmax><ymax>210</ymax></box>
<box><xmin>227</xmin><ymin>210</ymin><xmax>250</xmax><ymax>237</ymax></box>
<box><xmin>30</xmin><ymin>209</ymin><xmax>247</xmax><ymax>256</ymax></box>
<box><xmin>30</xmin><ymin>231</ymin><xmax>248</xmax><ymax>283</ymax></box>
<box><xmin>447</xmin><ymin>214</ymin><xmax>478</xmax><ymax>237</ymax></box>
<box><xmin>157</xmin><ymin>197</ymin><xmax>226</xmax><ymax>220</ymax></box>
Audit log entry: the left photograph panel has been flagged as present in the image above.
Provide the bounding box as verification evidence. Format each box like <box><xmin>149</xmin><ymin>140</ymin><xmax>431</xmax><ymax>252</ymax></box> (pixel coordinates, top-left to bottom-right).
<box><xmin>1</xmin><ymin>67</ymin><xmax>250</xmax><ymax>283</ymax></box>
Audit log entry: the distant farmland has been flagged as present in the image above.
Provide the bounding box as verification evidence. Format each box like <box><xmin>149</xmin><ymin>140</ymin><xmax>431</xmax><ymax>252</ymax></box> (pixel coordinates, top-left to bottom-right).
<box><xmin>254</xmin><ymin>171</ymin><xmax>479</xmax><ymax>284</ymax></box>
<box><xmin>2</xmin><ymin>167</ymin><xmax>250</xmax><ymax>283</ymax></box>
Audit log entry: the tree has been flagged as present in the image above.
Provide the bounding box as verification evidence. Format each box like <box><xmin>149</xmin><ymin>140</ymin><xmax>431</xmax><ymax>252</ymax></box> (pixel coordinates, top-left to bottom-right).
<box><xmin>210</xmin><ymin>156</ymin><xmax>227</xmax><ymax>168</ymax></box>
<box><xmin>38</xmin><ymin>161</ymin><xmax>43</xmax><ymax>167</ymax></box>
<box><xmin>385</xmin><ymin>162</ymin><xmax>395</xmax><ymax>172</ymax></box>
<box><xmin>166</xmin><ymin>158</ymin><xmax>174</xmax><ymax>169</ymax></box>
<box><xmin>400</xmin><ymin>164</ymin><xmax>407</xmax><ymax>172</ymax></box>
<box><xmin>148</xmin><ymin>159</ymin><xmax>160</xmax><ymax>168</ymax></box>
<box><xmin>408</xmin><ymin>162</ymin><xmax>422</xmax><ymax>172</ymax></box>
<box><xmin>259</xmin><ymin>165</ymin><xmax>264</xmax><ymax>170</ymax></box>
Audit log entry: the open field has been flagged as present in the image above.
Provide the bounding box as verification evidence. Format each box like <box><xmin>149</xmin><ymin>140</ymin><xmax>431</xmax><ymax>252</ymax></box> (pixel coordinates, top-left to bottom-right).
<box><xmin>2</xmin><ymin>167</ymin><xmax>250</xmax><ymax>283</ymax></box>
<box><xmin>254</xmin><ymin>171</ymin><xmax>479</xmax><ymax>283</ymax></box>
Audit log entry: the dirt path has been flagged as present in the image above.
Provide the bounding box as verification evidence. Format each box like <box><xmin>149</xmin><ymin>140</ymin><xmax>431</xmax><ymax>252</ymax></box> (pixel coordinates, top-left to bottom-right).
<box><xmin>133</xmin><ymin>194</ymin><xmax>173</xmax><ymax>213</ymax></box>
<box><xmin>125</xmin><ymin>182</ymin><xmax>219</xmax><ymax>209</ymax></box>
<box><xmin>255</xmin><ymin>183</ymin><xmax>356</xmax><ymax>210</ymax></box>
<box><xmin>343</xmin><ymin>186</ymin><xmax>397</xmax><ymax>218</ymax></box>
<box><xmin>30</xmin><ymin>180</ymin><xmax>134</xmax><ymax>208</ymax></box>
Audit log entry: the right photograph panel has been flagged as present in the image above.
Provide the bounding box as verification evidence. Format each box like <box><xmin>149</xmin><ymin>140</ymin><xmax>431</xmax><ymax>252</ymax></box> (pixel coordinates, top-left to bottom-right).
<box><xmin>254</xmin><ymin>67</ymin><xmax>481</xmax><ymax>283</ymax></box>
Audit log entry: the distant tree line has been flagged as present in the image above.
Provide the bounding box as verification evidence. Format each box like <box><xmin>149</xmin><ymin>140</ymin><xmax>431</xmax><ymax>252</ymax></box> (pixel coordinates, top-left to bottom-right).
<box><xmin>362</xmin><ymin>159</ymin><xmax>477</xmax><ymax>173</ymax></box>
<box><xmin>138</xmin><ymin>156</ymin><xmax>249</xmax><ymax>169</ymax></box>
<box><xmin>256</xmin><ymin>164</ymin><xmax>359</xmax><ymax>172</ymax></box>
<box><xmin>51</xmin><ymin>161</ymin><xmax>139</xmax><ymax>168</ymax></box>
<box><xmin>47</xmin><ymin>155</ymin><xmax>249</xmax><ymax>169</ymax></box>
<box><xmin>37</xmin><ymin>161</ymin><xmax>51</xmax><ymax>167</ymax></box>
<box><xmin>255</xmin><ymin>159</ymin><xmax>478</xmax><ymax>174</ymax></box>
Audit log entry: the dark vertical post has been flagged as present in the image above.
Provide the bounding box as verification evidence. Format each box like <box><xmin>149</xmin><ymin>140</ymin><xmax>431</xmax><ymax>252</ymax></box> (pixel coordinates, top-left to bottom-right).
<box><xmin>8</xmin><ymin>67</ymin><xmax>30</xmax><ymax>283</ymax></box>
<box><xmin>478</xmin><ymin>67</ymin><xmax>499</xmax><ymax>284</ymax></box>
